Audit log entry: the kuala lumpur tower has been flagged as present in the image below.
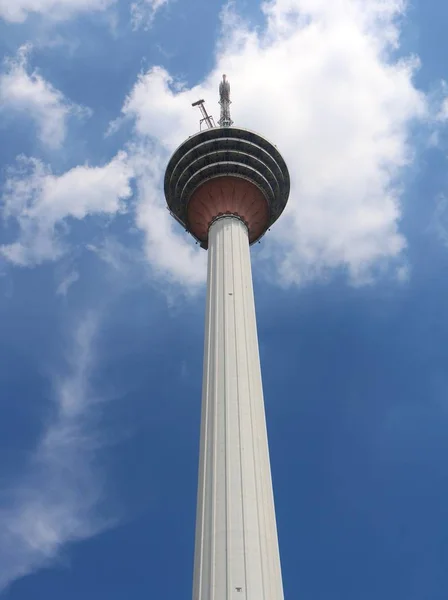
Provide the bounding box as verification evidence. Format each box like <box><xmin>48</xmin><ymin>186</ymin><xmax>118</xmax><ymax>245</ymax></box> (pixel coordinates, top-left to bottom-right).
<box><xmin>164</xmin><ymin>75</ymin><xmax>290</xmax><ymax>600</ymax></box>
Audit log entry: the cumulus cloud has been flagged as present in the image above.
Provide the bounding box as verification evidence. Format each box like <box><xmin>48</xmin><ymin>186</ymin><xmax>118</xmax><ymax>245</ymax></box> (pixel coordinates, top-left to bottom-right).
<box><xmin>0</xmin><ymin>0</ymin><xmax>114</xmax><ymax>23</ymax></box>
<box><xmin>0</xmin><ymin>45</ymin><xmax>90</xmax><ymax>149</ymax></box>
<box><xmin>0</xmin><ymin>140</ymin><xmax>204</xmax><ymax>284</ymax></box>
<box><xmin>0</xmin><ymin>313</ymin><xmax>111</xmax><ymax>591</ymax></box>
<box><xmin>1</xmin><ymin>152</ymin><xmax>133</xmax><ymax>266</ymax></box>
<box><xmin>0</xmin><ymin>0</ymin><xmax>429</xmax><ymax>288</ymax></box>
<box><xmin>119</xmin><ymin>0</ymin><xmax>426</xmax><ymax>285</ymax></box>
<box><xmin>129</xmin><ymin>144</ymin><xmax>207</xmax><ymax>287</ymax></box>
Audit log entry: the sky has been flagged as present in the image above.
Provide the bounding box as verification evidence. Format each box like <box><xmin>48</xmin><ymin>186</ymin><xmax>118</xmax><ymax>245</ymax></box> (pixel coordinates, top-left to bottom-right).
<box><xmin>1</xmin><ymin>0</ymin><xmax>448</xmax><ymax>598</ymax></box>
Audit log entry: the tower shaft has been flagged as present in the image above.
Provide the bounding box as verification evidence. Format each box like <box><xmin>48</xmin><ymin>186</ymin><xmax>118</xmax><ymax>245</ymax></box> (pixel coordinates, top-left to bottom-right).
<box><xmin>193</xmin><ymin>216</ymin><xmax>284</xmax><ymax>600</ymax></box>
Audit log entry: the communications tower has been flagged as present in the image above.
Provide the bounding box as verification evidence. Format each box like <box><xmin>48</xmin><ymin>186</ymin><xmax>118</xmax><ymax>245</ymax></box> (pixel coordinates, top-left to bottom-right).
<box><xmin>164</xmin><ymin>75</ymin><xmax>290</xmax><ymax>600</ymax></box>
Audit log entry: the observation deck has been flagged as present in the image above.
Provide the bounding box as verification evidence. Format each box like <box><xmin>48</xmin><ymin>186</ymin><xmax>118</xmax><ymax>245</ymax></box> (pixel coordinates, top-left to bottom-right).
<box><xmin>164</xmin><ymin>125</ymin><xmax>290</xmax><ymax>249</ymax></box>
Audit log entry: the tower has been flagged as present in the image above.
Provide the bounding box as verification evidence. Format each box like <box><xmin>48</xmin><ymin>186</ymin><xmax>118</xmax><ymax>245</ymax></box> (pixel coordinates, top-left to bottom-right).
<box><xmin>164</xmin><ymin>76</ymin><xmax>290</xmax><ymax>600</ymax></box>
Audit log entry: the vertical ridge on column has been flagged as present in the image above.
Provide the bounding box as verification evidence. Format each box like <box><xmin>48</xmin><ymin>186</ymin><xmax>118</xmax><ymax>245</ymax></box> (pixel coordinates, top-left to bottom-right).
<box><xmin>193</xmin><ymin>215</ymin><xmax>284</xmax><ymax>600</ymax></box>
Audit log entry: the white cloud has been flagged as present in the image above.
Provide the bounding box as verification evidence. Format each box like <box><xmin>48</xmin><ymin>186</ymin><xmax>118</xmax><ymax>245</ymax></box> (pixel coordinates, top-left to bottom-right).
<box><xmin>0</xmin><ymin>0</ymin><xmax>429</xmax><ymax>288</ymax></box>
<box><xmin>0</xmin><ymin>313</ymin><xmax>112</xmax><ymax>592</ymax></box>
<box><xmin>0</xmin><ymin>0</ymin><xmax>168</xmax><ymax>26</ymax></box>
<box><xmin>130</xmin><ymin>144</ymin><xmax>207</xmax><ymax>287</ymax></box>
<box><xmin>130</xmin><ymin>0</ymin><xmax>169</xmax><ymax>30</ymax></box>
<box><xmin>0</xmin><ymin>45</ymin><xmax>90</xmax><ymax>149</ymax></box>
<box><xmin>120</xmin><ymin>0</ymin><xmax>426</xmax><ymax>286</ymax></box>
<box><xmin>121</xmin><ymin>66</ymin><xmax>202</xmax><ymax>150</ymax></box>
<box><xmin>0</xmin><ymin>141</ymin><xmax>204</xmax><ymax>285</ymax></box>
<box><xmin>1</xmin><ymin>152</ymin><xmax>133</xmax><ymax>266</ymax></box>
<box><xmin>437</xmin><ymin>97</ymin><xmax>448</xmax><ymax>122</ymax></box>
<box><xmin>56</xmin><ymin>269</ymin><xmax>79</xmax><ymax>296</ymax></box>
<box><xmin>0</xmin><ymin>0</ymin><xmax>114</xmax><ymax>23</ymax></box>
<box><xmin>396</xmin><ymin>263</ymin><xmax>410</xmax><ymax>283</ymax></box>
<box><xmin>428</xmin><ymin>193</ymin><xmax>448</xmax><ymax>248</ymax></box>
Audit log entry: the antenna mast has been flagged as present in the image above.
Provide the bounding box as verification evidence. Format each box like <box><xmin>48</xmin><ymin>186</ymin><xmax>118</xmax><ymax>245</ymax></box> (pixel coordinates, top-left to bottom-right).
<box><xmin>218</xmin><ymin>74</ymin><xmax>233</xmax><ymax>127</ymax></box>
<box><xmin>192</xmin><ymin>99</ymin><xmax>215</xmax><ymax>130</ymax></box>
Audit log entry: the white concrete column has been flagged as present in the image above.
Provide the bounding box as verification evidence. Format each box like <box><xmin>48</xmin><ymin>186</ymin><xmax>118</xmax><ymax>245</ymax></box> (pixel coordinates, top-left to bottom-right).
<box><xmin>193</xmin><ymin>215</ymin><xmax>284</xmax><ymax>600</ymax></box>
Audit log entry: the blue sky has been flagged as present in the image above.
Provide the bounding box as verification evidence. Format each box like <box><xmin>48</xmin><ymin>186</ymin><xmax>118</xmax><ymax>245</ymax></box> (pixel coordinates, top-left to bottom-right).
<box><xmin>1</xmin><ymin>0</ymin><xmax>448</xmax><ymax>598</ymax></box>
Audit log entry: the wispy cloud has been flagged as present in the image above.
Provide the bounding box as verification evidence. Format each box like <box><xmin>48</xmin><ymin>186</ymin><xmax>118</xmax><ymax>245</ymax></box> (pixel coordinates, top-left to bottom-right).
<box><xmin>0</xmin><ymin>0</ymin><xmax>115</xmax><ymax>24</ymax></box>
<box><xmin>0</xmin><ymin>45</ymin><xmax>90</xmax><ymax>149</ymax></box>
<box><xmin>0</xmin><ymin>313</ymin><xmax>112</xmax><ymax>592</ymax></box>
<box><xmin>436</xmin><ymin>97</ymin><xmax>448</xmax><ymax>123</ymax></box>
<box><xmin>86</xmin><ymin>237</ymin><xmax>141</xmax><ymax>275</ymax></box>
<box><xmin>130</xmin><ymin>0</ymin><xmax>169</xmax><ymax>30</ymax></box>
<box><xmin>429</xmin><ymin>193</ymin><xmax>448</xmax><ymax>248</ymax></box>
<box><xmin>56</xmin><ymin>270</ymin><xmax>79</xmax><ymax>296</ymax></box>
<box><xmin>0</xmin><ymin>0</ymin><xmax>168</xmax><ymax>27</ymax></box>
